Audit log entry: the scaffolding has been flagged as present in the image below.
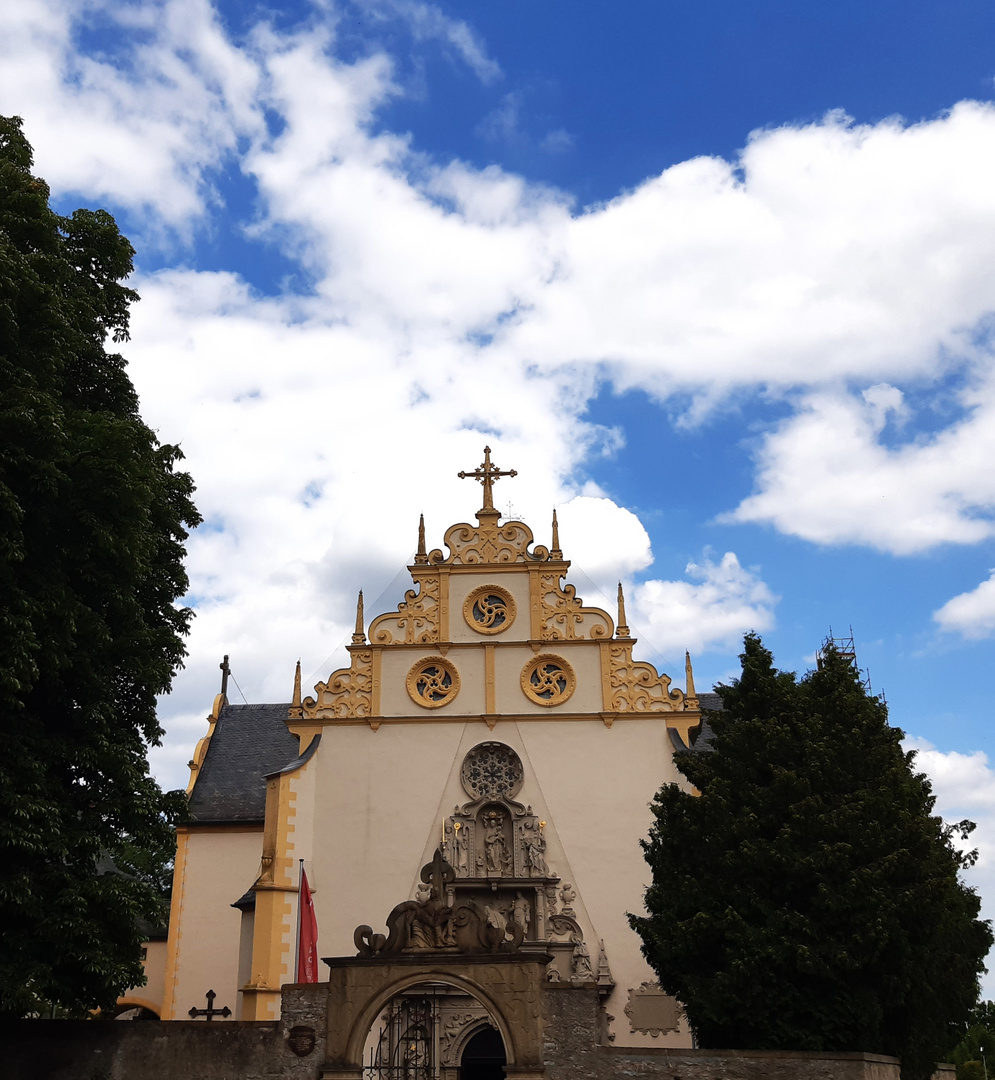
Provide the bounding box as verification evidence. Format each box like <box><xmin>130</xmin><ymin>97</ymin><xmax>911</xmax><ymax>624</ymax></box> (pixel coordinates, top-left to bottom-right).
<box><xmin>816</xmin><ymin>626</ymin><xmax>881</xmax><ymax>701</ymax></box>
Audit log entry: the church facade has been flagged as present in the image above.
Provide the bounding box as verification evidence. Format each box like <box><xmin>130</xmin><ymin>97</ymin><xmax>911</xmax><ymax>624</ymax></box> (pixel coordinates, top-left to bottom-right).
<box><xmin>155</xmin><ymin>449</ymin><xmax>712</xmax><ymax>1059</ymax></box>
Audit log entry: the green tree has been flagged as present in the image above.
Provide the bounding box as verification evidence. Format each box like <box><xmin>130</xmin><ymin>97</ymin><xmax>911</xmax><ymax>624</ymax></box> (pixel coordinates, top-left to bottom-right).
<box><xmin>630</xmin><ymin>633</ymin><xmax>991</xmax><ymax>1080</ymax></box>
<box><xmin>0</xmin><ymin>116</ymin><xmax>200</xmax><ymax>1018</ymax></box>
<box><xmin>948</xmin><ymin>1000</ymin><xmax>995</xmax><ymax>1078</ymax></box>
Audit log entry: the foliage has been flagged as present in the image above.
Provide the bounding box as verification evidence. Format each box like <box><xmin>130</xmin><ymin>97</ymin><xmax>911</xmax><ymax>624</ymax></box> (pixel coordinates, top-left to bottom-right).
<box><xmin>949</xmin><ymin>1000</ymin><xmax>995</xmax><ymax>1078</ymax></box>
<box><xmin>630</xmin><ymin>633</ymin><xmax>992</xmax><ymax>1080</ymax></box>
<box><xmin>0</xmin><ymin>116</ymin><xmax>200</xmax><ymax>1018</ymax></box>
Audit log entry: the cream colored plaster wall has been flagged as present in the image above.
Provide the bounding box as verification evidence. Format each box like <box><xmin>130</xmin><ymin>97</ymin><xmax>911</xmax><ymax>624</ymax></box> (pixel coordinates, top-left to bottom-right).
<box><xmin>519</xmin><ymin>717</ymin><xmax>691</xmax><ymax>1048</ymax></box>
<box><xmin>309</xmin><ymin>722</ymin><xmax>472</xmax><ymax>956</ymax></box>
<box><xmin>169</xmin><ymin>828</ymin><xmax>261</xmax><ymax>1021</ymax></box>
<box><xmin>447</xmin><ymin>571</ymin><xmax>532</xmax><ymax>644</ymax></box>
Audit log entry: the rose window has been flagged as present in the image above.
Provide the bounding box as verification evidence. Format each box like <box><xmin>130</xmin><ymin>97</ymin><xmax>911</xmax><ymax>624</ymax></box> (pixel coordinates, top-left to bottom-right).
<box><xmin>463</xmin><ymin>584</ymin><xmax>516</xmax><ymax>635</ymax></box>
<box><xmin>521</xmin><ymin>654</ymin><xmax>576</xmax><ymax>707</ymax></box>
<box><xmin>406</xmin><ymin>657</ymin><xmax>461</xmax><ymax>709</ymax></box>
<box><xmin>460</xmin><ymin>742</ymin><xmax>524</xmax><ymax>800</ymax></box>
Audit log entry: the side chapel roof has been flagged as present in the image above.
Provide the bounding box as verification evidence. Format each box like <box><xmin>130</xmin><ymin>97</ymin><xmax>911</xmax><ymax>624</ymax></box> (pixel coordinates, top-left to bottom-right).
<box><xmin>187</xmin><ymin>703</ymin><xmax>298</xmax><ymax>824</ymax></box>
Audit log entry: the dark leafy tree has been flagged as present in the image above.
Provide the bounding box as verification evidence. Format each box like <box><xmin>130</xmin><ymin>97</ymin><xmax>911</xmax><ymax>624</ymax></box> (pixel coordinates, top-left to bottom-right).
<box><xmin>630</xmin><ymin>633</ymin><xmax>991</xmax><ymax>1080</ymax></box>
<box><xmin>0</xmin><ymin>116</ymin><xmax>200</xmax><ymax>1018</ymax></box>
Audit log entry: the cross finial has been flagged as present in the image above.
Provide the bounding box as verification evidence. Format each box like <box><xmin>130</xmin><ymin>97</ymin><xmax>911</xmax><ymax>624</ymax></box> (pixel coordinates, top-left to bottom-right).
<box><xmin>458</xmin><ymin>446</ymin><xmax>517</xmax><ymax>515</ymax></box>
<box><xmin>219</xmin><ymin>655</ymin><xmax>231</xmax><ymax>697</ymax></box>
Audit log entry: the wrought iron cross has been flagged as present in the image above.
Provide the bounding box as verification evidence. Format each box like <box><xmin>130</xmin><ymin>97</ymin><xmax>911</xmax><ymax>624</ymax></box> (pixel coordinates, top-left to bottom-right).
<box><xmin>458</xmin><ymin>446</ymin><xmax>517</xmax><ymax>511</ymax></box>
<box><xmin>219</xmin><ymin>654</ymin><xmax>231</xmax><ymax>697</ymax></box>
<box><xmin>188</xmin><ymin>989</ymin><xmax>231</xmax><ymax>1021</ymax></box>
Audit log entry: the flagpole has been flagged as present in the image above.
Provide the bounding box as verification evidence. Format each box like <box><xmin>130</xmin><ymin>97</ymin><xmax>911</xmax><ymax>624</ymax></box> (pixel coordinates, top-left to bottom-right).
<box><xmin>295</xmin><ymin>858</ymin><xmax>303</xmax><ymax>983</ymax></box>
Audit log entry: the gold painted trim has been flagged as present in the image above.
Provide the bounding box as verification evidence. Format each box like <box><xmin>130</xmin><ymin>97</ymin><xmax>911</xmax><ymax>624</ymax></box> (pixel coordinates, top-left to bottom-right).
<box><xmin>372</xmin><ymin>649</ymin><xmax>382</xmax><ymax>715</ymax></box>
<box><xmin>405</xmin><ymin>655</ymin><xmax>462</xmax><ymax>709</ymax></box>
<box><xmin>463</xmin><ymin>583</ymin><xmax>517</xmax><ymax>635</ymax></box>
<box><xmin>484</xmin><ymin>645</ymin><xmax>496</xmax><ymax>713</ymax></box>
<box><xmin>599</xmin><ymin>640</ymin><xmax>613</xmax><ymax>710</ymax></box>
<box><xmin>520</xmin><ymin>653</ymin><xmax>577</xmax><ymax>708</ymax></box>
<box><xmin>160</xmin><ymin>828</ymin><xmax>189</xmax><ymax>1019</ymax></box>
<box><xmin>290</xmin><ymin>709</ymin><xmax>699</xmax><ymax>727</ymax></box>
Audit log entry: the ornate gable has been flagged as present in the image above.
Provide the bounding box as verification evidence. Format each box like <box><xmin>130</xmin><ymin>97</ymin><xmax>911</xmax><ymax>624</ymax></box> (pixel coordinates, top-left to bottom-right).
<box><xmin>296</xmin><ymin>449</ymin><xmax>701</xmax><ymax>746</ymax></box>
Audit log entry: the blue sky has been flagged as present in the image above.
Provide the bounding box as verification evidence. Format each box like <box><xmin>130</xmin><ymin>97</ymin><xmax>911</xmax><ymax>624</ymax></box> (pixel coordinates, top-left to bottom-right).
<box><xmin>4</xmin><ymin>0</ymin><xmax>995</xmax><ymax>982</ymax></box>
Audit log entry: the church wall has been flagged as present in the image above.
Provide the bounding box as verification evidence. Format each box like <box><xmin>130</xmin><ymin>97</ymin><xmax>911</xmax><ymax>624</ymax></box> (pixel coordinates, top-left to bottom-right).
<box><xmin>519</xmin><ymin>716</ymin><xmax>690</xmax><ymax>1048</ymax></box>
<box><xmin>375</xmin><ymin>639</ymin><xmax>609</xmax><ymax>718</ymax></box>
<box><xmin>164</xmin><ymin>826</ymin><xmax>262</xmax><ymax>1020</ymax></box>
<box><xmin>308</xmin><ymin>721</ymin><xmax>471</xmax><ymax>955</ymax></box>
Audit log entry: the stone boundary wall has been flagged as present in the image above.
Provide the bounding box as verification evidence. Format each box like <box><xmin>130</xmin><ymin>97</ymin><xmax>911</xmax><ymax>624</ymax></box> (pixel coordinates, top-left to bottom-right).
<box><xmin>0</xmin><ymin>984</ymin><xmax>956</xmax><ymax>1080</ymax></box>
<box><xmin>542</xmin><ymin>985</ymin><xmax>955</xmax><ymax>1080</ymax></box>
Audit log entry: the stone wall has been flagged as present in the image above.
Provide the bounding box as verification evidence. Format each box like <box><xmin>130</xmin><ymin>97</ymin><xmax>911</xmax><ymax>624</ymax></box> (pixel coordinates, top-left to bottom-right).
<box><xmin>542</xmin><ymin>985</ymin><xmax>955</xmax><ymax>1080</ymax></box>
<box><xmin>0</xmin><ymin>983</ymin><xmax>955</xmax><ymax>1080</ymax></box>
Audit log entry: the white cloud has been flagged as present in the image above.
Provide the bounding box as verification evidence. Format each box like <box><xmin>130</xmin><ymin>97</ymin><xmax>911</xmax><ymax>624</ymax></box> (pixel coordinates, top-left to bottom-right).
<box><xmin>935</xmin><ymin>571</ymin><xmax>995</xmax><ymax>638</ymax></box>
<box><xmin>725</xmin><ymin>384</ymin><xmax>995</xmax><ymax>554</ymax></box>
<box><xmin>5</xmin><ymin>0</ymin><xmax>995</xmax><ymax>788</ymax></box>
<box><xmin>0</xmin><ymin>0</ymin><xmax>261</xmax><ymax>227</ymax></box>
<box><xmin>629</xmin><ymin>552</ymin><xmax>778</xmax><ymax>658</ymax></box>
<box><xmin>368</xmin><ymin>0</ymin><xmax>502</xmax><ymax>85</ymax></box>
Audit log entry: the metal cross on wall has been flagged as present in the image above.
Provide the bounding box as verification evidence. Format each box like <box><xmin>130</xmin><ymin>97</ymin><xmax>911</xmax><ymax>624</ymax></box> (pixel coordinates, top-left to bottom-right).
<box><xmin>458</xmin><ymin>446</ymin><xmax>517</xmax><ymax>512</ymax></box>
<box><xmin>188</xmin><ymin>989</ymin><xmax>232</xmax><ymax>1021</ymax></box>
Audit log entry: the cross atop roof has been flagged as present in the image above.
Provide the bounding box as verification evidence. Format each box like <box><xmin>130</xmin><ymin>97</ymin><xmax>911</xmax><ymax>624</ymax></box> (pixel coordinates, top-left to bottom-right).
<box><xmin>458</xmin><ymin>446</ymin><xmax>517</xmax><ymax>514</ymax></box>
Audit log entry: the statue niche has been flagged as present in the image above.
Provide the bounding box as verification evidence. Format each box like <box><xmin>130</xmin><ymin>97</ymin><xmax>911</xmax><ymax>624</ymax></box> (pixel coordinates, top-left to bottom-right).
<box><xmin>478</xmin><ymin>805</ymin><xmax>513</xmax><ymax>877</ymax></box>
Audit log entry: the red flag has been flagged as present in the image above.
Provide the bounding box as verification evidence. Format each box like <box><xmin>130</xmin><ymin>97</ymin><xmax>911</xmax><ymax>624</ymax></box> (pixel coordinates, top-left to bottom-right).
<box><xmin>297</xmin><ymin>866</ymin><xmax>319</xmax><ymax>983</ymax></box>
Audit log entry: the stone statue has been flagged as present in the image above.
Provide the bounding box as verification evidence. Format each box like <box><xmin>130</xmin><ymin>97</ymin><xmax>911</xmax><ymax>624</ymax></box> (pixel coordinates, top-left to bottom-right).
<box><xmin>524</xmin><ymin>825</ymin><xmax>548</xmax><ymax>877</ymax></box>
<box><xmin>454</xmin><ymin>822</ymin><xmax>470</xmax><ymax>874</ymax></box>
<box><xmin>512</xmin><ymin>891</ymin><xmax>531</xmax><ymax>938</ymax></box>
<box><xmin>483</xmin><ymin>813</ymin><xmax>509</xmax><ymax>875</ymax></box>
<box><xmin>572</xmin><ymin>939</ymin><xmax>595</xmax><ymax>982</ymax></box>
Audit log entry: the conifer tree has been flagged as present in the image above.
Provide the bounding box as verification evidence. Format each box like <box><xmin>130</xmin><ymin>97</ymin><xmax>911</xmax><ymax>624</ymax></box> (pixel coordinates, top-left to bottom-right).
<box><xmin>631</xmin><ymin>633</ymin><xmax>991</xmax><ymax>1080</ymax></box>
<box><xmin>0</xmin><ymin>116</ymin><xmax>200</xmax><ymax>1017</ymax></box>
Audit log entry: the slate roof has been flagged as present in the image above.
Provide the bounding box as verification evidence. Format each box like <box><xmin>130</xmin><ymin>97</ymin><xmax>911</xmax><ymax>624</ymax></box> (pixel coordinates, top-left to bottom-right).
<box><xmin>187</xmin><ymin>703</ymin><xmax>299</xmax><ymax>824</ymax></box>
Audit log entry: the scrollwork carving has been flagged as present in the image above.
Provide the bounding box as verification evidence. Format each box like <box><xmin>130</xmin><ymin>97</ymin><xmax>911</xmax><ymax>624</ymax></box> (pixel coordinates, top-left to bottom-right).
<box><xmin>608</xmin><ymin>643</ymin><xmax>686</xmax><ymax>712</ymax></box>
<box><xmin>429</xmin><ymin>518</ymin><xmax>551</xmax><ymax>565</ymax></box>
<box><xmin>406</xmin><ymin>656</ymin><xmax>460</xmax><ymax>709</ymax></box>
<box><xmin>521</xmin><ymin>654</ymin><xmax>576</xmax><ymax>707</ymax></box>
<box><xmin>303</xmin><ymin>650</ymin><xmax>373</xmax><ymax>718</ymax></box>
<box><xmin>369</xmin><ymin>575</ymin><xmax>440</xmax><ymax>645</ymax></box>
<box><xmin>463</xmin><ymin>584</ymin><xmax>516</xmax><ymax>634</ymax></box>
<box><xmin>539</xmin><ymin>573</ymin><xmax>612</xmax><ymax>640</ymax></box>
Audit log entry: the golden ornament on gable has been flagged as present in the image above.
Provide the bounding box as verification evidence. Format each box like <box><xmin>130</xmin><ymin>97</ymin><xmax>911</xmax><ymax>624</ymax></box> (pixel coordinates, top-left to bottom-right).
<box><xmin>521</xmin><ymin>654</ymin><xmax>576</xmax><ymax>707</ymax></box>
<box><xmin>463</xmin><ymin>584</ymin><xmax>516</xmax><ymax>635</ymax></box>
<box><xmin>406</xmin><ymin>656</ymin><xmax>461</xmax><ymax>709</ymax></box>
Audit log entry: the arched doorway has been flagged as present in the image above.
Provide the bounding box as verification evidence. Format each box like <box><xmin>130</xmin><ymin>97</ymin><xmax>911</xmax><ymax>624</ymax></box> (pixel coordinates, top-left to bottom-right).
<box><xmin>460</xmin><ymin>1025</ymin><xmax>506</xmax><ymax>1080</ymax></box>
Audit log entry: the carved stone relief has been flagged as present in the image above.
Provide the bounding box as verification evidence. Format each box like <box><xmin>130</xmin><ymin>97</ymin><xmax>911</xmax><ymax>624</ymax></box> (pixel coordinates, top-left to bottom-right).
<box><xmin>460</xmin><ymin>742</ymin><xmax>524</xmax><ymax>801</ymax></box>
<box><xmin>302</xmin><ymin>649</ymin><xmax>372</xmax><ymax>719</ymax></box>
<box><xmin>624</xmin><ymin>982</ymin><xmax>682</xmax><ymax>1036</ymax></box>
<box><xmin>538</xmin><ymin>573</ymin><xmax>612</xmax><ymax>640</ymax></box>
<box><xmin>406</xmin><ymin>656</ymin><xmax>461</xmax><ymax>709</ymax></box>
<box><xmin>429</xmin><ymin>519</ymin><xmax>551</xmax><ymax>565</ymax></box>
<box><xmin>463</xmin><ymin>584</ymin><xmax>516</xmax><ymax>635</ymax></box>
<box><xmin>369</xmin><ymin>574</ymin><xmax>440</xmax><ymax>645</ymax></box>
<box><xmin>520</xmin><ymin>654</ymin><xmax>576</xmax><ymax>707</ymax></box>
<box><xmin>608</xmin><ymin>642</ymin><xmax>686</xmax><ymax>713</ymax></box>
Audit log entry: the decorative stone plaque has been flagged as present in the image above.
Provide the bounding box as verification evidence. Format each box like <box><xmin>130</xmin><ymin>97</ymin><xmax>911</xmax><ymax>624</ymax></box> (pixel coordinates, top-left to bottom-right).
<box><xmin>520</xmin><ymin>654</ymin><xmax>576</xmax><ymax>707</ymax></box>
<box><xmin>460</xmin><ymin>742</ymin><xmax>524</xmax><ymax>800</ymax></box>
<box><xmin>406</xmin><ymin>656</ymin><xmax>461</xmax><ymax>709</ymax></box>
<box><xmin>463</xmin><ymin>584</ymin><xmax>516</xmax><ymax>635</ymax></box>
<box><xmin>624</xmin><ymin>982</ymin><xmax>681</xmax><ymax>1036</ymax></box>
